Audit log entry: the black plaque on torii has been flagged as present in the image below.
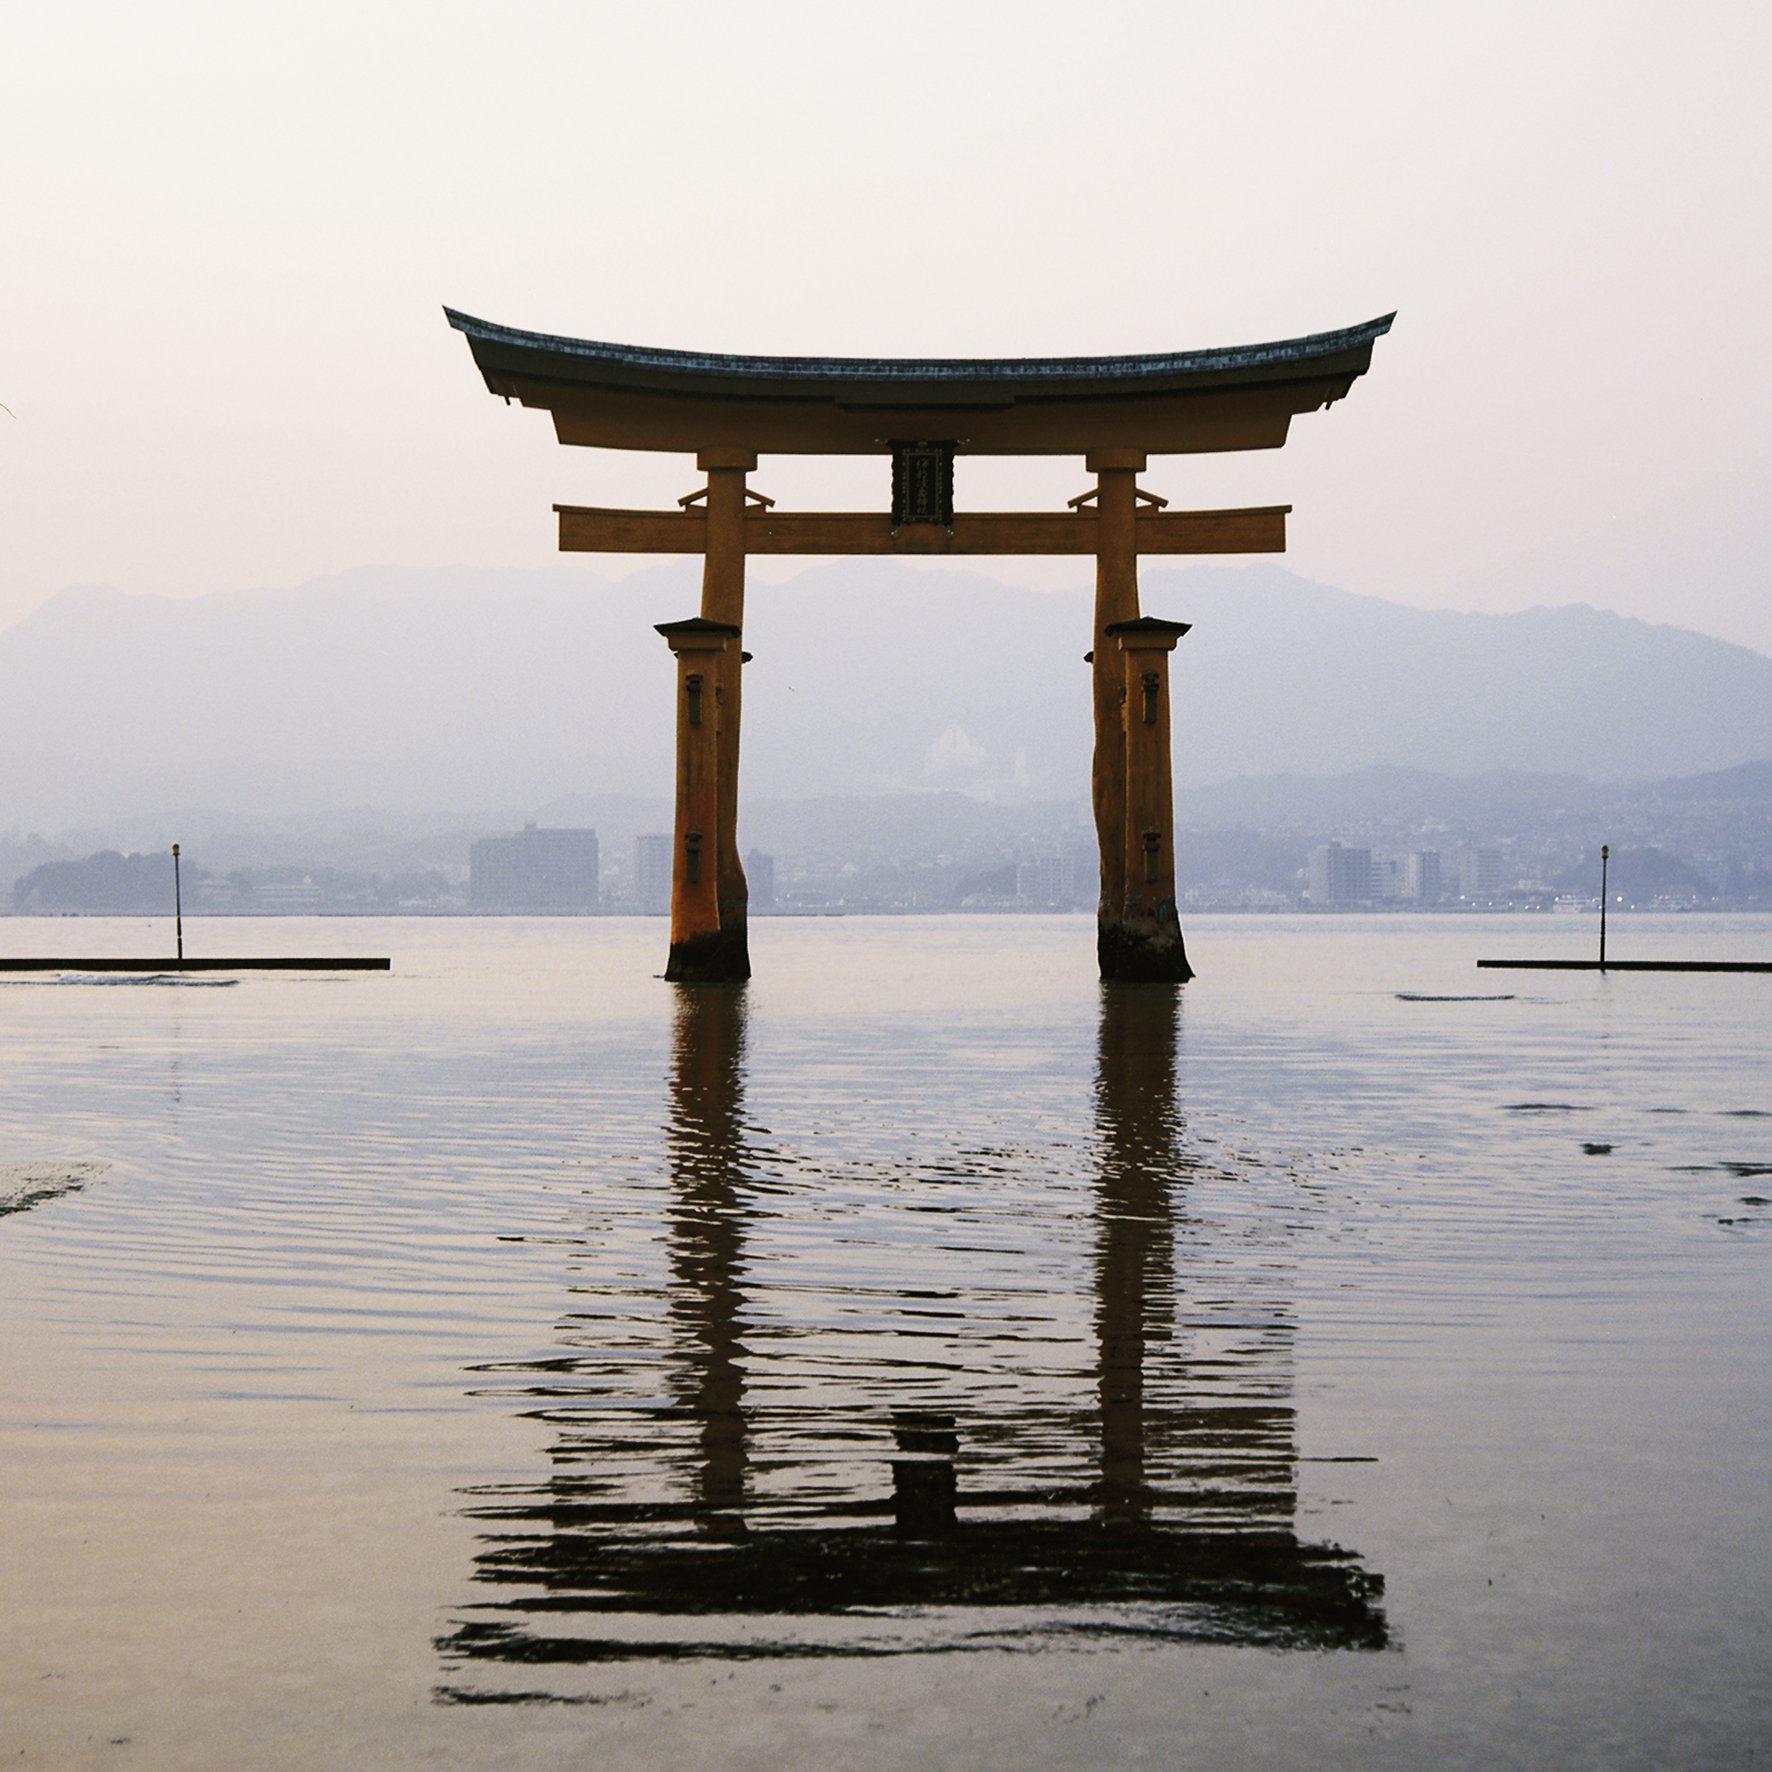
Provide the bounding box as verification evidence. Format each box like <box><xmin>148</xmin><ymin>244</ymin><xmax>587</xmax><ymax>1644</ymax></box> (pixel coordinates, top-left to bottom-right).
<box><xmin>890</xmin><ymin>439</ymin><xmax>956</xmax><ymax>528</ymax></box>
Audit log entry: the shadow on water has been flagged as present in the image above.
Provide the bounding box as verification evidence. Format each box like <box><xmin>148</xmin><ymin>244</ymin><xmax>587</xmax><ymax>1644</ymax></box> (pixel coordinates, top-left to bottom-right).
<box><xmin>436</xmin><ymin>983</ymin><xmax>1385</xmax><ymax>1691</ymax></box>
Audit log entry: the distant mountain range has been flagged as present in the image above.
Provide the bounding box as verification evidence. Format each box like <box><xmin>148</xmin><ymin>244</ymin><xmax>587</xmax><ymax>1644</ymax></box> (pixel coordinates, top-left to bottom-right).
<box><xmin>3</xmin><ymin>561</ymin><xmax>1770</xmax><ymax>836</ymax></box>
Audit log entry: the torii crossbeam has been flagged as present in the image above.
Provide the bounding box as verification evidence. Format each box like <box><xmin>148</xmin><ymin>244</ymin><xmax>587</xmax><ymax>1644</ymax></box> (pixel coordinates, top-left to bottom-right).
<box><xmin>447</xmin><ymin>308</ymin><xmax>1393</xmax><ymax>983</ymax></box>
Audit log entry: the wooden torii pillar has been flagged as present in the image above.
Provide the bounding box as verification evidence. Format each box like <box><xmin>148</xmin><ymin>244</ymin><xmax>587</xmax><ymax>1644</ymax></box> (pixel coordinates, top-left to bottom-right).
<box><xmin>444</xmin><ymin>307</ymin><xmax>1394</xmax><ymax>983</ymax></box>
<box><xmin>1083</xmin><ymin>451</ymin><xmax>1193</xmax><ymax>980</ymax></box>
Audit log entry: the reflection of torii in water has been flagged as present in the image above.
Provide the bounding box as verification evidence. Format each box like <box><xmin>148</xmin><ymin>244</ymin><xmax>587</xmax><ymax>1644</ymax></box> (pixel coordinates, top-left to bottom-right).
<box><xmin>438</xmin><ymin>987</ymin><xmax>1384</xmax><ymax>1681</ymax></box>
<box><xmin>661</xmin><ymin>984</ymin><xmax>751</xmax><ymax>1531</ymax></box>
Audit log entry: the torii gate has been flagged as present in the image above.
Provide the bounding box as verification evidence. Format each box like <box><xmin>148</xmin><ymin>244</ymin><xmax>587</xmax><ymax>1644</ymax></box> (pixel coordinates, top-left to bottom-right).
<box><xmin>446</xmin><ymin>309</ymin><xmax>1393</xmax><ymax>983</ymax></box>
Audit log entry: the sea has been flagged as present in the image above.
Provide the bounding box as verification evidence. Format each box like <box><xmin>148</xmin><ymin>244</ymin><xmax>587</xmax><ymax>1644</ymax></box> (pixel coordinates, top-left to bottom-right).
<box><xmin>2</xmin><ymin>913</ymin><xmax>1769</xmax><ymax>1770</ymax></box>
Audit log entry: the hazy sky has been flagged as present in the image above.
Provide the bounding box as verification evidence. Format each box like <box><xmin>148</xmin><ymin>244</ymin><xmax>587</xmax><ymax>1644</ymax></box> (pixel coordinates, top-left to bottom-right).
<box><xmin>7</xmin><ymin>0</ymin><xmax>1770</xmax><ymax>651</ymax></box>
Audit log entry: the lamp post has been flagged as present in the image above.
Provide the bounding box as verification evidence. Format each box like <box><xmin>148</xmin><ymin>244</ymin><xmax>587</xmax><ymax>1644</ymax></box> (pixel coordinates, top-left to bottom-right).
<box><xmin>1599</xmin><ymin>844</ymin><xmax>1609</xmax><ymax>971</ymax></box>
<box><xmin>172</xmin><ymin>843</ymin><xmax>184</xmax><ymax>963</ymax></box>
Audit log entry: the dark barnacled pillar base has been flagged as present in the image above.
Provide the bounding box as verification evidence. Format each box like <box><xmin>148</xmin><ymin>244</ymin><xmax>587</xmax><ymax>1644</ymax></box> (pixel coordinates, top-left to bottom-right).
<box><xmin>1098</xmin><ymin>918</ymin><xmax>1194</xmax><ymax>984</ymax></box>
<box><xmin>666</xmin><ymin>927</ymin><xmax>750</xmax><ymax>984</ymax></box>
<box><xmin>713</xmin><ymin>914</ymin><xmax>751</xmax><ymax>983</ymax></box>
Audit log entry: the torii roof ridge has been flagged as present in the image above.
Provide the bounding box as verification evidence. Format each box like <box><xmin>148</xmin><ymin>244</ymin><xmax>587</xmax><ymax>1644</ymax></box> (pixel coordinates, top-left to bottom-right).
<box><xmin>443</xmin><ymin>308</ymin><xmax>1394</xmax><ymax>393</ymax></box>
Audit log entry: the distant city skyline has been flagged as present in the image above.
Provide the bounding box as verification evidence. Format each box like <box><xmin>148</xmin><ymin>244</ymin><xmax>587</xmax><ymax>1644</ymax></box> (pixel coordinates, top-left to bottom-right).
<box><xmin>12</xmin><ymin>772</ymin><xmax>1771</xmax><ymax>915</ymax></box>
<box><xmin>5</xmin><ymin>2</ymin><xmax>1769</xmax><ymax>655</ymax></box>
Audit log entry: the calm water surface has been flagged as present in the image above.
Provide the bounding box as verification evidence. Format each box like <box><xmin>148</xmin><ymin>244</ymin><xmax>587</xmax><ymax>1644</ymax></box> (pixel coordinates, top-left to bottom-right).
<box><xmin>2</xmin><ymin>914</ymin><xmax>1769</xmax><ymax>1768</ymax></box>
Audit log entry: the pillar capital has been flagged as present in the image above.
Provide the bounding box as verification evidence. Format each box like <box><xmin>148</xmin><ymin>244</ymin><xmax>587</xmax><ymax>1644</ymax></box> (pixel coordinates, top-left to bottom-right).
<box><xmin>1105</xmin><ymin>616</ymin><xmax>1192</xmax><ymax>653</ymax></box>
<box><xmin>656</xmin><ymin>616</ymin><xmax>741</xmax><ymax>654</ymax></box>
<box><xmin>1085</xmin><ymin>448</ymin><xmax>1148</xmax><ymax>474</ymax></box>
<box><xmin>696</xmin><ymin>448</ymin><xmax>759</xmax><ymax>472</ymax></box>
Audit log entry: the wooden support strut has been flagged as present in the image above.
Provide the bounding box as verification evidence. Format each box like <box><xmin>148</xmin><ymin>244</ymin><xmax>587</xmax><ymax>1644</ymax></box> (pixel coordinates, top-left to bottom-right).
<box><xmin>1103</xmin><ymin>617</ymin><xmax>1193</xmax><ymax>983</ymax></box>
<box><xmin>656</xmin><ymin>617</ymin><xmax>742</xmax><ymax>983</ymax></box>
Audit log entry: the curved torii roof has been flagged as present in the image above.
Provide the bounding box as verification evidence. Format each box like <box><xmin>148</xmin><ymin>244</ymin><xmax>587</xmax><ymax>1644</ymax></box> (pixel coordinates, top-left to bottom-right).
<box><xmin>445</xmin><ymin>308</ymin><xmax>1394</xmax><ymax>457</ymax></box>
